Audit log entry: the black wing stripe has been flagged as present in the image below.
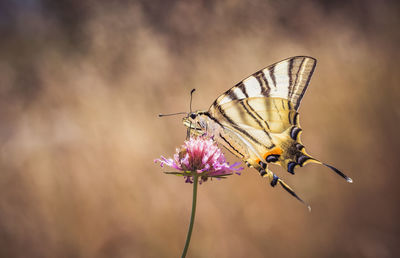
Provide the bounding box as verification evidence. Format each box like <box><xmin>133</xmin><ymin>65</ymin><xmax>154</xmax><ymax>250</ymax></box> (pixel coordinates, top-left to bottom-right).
<box><xmin>287</xmin><ymin>58</ymin><xmax>294</xmax><ymax>99</ymax></box>
<box><xmin>255</xmin><ymin>71</ymin><xmax>271</xmax><ymax>97</ymax></box>
<box><xmin>269</xmin><ymin>65</ymin><xmax>277</xmax><ymax>88</ymax></box>
<box><xmin>246</xmin><ymin>100</ymin><xmax>271</xmax><ymax>130</ymax></box>
<box><xmin>219</xmin><ymin>133</ymin><xmax>245</xmax><ymax>158</ymax></box>
<box><xmin>289</xmin><ymin>57</ymin><xmax>305</xmax><ymax>100</ymax></box>
<box><xmin>260</xmin><ymin>71</ymin><xmax>271</xmax><ymax>96</ymax></box>
<box><xmin>227</xmin><ymin>88</ymin><xmax>237</xmax><ymax>100</ymax></box>
<box><xmin>295</xmin><ymin>58</ymin><xmax>316</xmax><ymax>110</ymax></box>
<box><xmin>237</xmin><ymin>82</ymin><xmax>249</xmax><ymax>98</ymax></box>
<box><xmin>216</xmin><ymin>105</ymin><xmax>264</xmax><ymax>146</ymax></box>
<box><xmin>202</xmin><ymin>111</ymin><xmax>224</xmax><ymax>128</ymax></box>
<box><xmin>254</xmin><ymin>74</ymin><xmax>265</xmax><ymax>94</ymax></box>
<box><xmin>240</xmin><ymin>101</ymin><xmax>273</xmax><ymax>141</ymax></box>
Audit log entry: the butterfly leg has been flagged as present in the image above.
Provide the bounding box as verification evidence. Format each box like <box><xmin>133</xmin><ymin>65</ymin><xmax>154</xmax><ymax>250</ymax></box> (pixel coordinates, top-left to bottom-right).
<box><xmin>257</xmin><ymin>161</ymin><xmax>310</xmax><ymax>210</ymax></box>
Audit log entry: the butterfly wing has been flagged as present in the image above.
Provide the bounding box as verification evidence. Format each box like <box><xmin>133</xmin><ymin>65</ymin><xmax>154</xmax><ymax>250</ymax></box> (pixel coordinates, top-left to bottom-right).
<box><xmin>208</xmin><ymin>96</ymin><xmax>311</xmax><ymax>206</ymax></box>
<box><xmin>209</xmin><ymin>97</ymin><xmax>296</xmax><ymax>166</ymax></box>
<box><xmin>201</xmin><ymin>56</ymin><xmax>351</xmax><ymax>204</ymax></box>
<box><xmin>212</xmin><ymin>56</ymin><xmax>316</xmax><ymax>111</ymax></box>
<box><xmin>212</xmin><ymin>97</ymin><xmax>298</xmax><ymax>133</ymax></box>
<box><xmin>208</xmin><ymin>56</ymin><xmax>314</xmax><ymax>165</ymax></box>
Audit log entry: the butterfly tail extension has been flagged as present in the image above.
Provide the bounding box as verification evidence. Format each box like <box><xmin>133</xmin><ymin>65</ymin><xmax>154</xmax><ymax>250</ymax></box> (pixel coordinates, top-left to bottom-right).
<box><xmin>293</xmin><ymin>150</ymin><xmax>352</xmax><ymax>183</ymax></box>
<box><xmin>257</xmin><ymin>162</ymin><xmax>310</xmax><ymax>211</ymax></box>
<box><xmin>322</xmin><ymin>162</ymin><xmax>353</xmax><ymax>183</ymax></box>
<box><xmin>286</xmin><ymin>125</ymin><xmax>352</xmax><ymax>183</ymax></box>
<box><xmin>277</xmin><ymin>177</ymin><xmax>311</xmax><ymax>212</ymax></box>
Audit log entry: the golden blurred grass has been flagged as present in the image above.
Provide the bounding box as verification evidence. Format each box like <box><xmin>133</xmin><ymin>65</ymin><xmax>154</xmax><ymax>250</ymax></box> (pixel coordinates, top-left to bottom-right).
<box><xmin>0</xmin><ymin>1</ymin><xmax>399</xmax><ymax>257</ymax></box>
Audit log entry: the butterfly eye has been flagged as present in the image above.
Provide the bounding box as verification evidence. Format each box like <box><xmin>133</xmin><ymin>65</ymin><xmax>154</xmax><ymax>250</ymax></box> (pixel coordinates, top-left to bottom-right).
<box><xmin>190</xmin><ymin>113</ymin><xmax>197</xmax><ymax>119</ymax></box>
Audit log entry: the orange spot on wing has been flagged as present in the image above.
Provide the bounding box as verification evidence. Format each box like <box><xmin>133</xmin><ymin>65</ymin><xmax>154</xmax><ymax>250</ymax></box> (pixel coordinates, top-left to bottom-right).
<box><xmin>263</xmin><ymin>147</ymin><xmax>283</xmax><ymax>160</ymax></box>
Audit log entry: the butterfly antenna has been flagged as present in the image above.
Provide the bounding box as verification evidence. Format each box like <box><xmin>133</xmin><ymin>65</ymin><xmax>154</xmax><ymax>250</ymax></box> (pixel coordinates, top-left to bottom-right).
<box><xmin>189</xmin><ymin>88</ymin><xmax>196</xmax><ymax>113</ymax></box>
<box><xmin>187</xmin><ymin>88</ymin><xmax>196</xmax><ymax>139</ymax></box>
<box><xmin>158</xmin><ymin>112</ymin><xmax>188</xmax><ymax>117</ymax></box>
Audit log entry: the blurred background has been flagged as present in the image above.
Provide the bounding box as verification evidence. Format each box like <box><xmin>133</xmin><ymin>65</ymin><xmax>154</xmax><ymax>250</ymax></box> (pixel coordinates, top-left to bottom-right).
<box><xmin>0</xmin><ymin>0</ymin><xmax>399</xmax><ymax>257</ymax></box>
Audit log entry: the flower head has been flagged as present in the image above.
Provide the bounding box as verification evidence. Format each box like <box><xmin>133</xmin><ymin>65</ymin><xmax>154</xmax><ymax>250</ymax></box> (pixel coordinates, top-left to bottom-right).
<box><xmin>155</xmin><ymin>136</ymin><xmax>243</xmax><ymax>183</ymax></box>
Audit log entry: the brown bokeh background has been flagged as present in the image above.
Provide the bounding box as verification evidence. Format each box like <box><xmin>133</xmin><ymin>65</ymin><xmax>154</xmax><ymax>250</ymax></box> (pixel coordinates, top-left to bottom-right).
<box><xmin>1</xmin><ymin>1</ymin><xmax>399</xmax><ymax>257</ymax></box>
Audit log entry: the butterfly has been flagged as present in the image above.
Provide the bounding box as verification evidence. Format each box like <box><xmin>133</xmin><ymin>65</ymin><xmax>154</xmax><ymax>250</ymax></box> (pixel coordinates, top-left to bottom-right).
<box><xmin>183</xmin><ymin>56</ymin><xmax>352</xmax><ymax>205</ymax></box>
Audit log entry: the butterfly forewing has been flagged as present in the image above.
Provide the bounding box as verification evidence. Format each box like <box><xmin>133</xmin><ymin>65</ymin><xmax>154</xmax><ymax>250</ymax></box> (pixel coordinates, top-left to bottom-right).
<box><xmin>211</xmin><ymin>56</ymin><xmax>316</xmax><ymax>111</ymax></box>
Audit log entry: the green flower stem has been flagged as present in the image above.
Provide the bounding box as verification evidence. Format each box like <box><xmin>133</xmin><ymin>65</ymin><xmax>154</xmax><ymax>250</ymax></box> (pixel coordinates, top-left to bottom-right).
<box><xmin>181</xmin><ymin>174</ymin><xmax>199</xmax><ymax>258</ymax></box>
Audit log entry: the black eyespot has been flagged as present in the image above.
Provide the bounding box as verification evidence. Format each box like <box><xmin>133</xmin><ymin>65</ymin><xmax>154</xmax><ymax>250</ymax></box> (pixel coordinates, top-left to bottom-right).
<box><xmin>259</xmin><ymin>161</ymin><xmax>267</xmax><ymax>169</ymax></box>
<box><xmin>270</xmin><ymin>174</ymin><xmax>279</xmax><ymax>187</ymax></box>
<box><xmin>297</xmin><ymin>155</ymin><xmax>311</xmax><ymax>166</ymax></box>
<box><xmin>287</xmin><ymin>162</ymin><xmax>297</xmax><ymax>174</ymax></box>
<box><xmin>190</xmin><ymin>113</ymin><xmax>197</xmax><ymax>119</ymax></box>
<box><xmin>296</xmin><ymin>143</ymin><xmax>304</xmax><ymax>151</ymax></box>
<box><xmin>266</xmin><ymin>155</ymin><xmax>279</xmax><ymax>163</ymax></box>
<box><xmin>290</xmin><ymin>126</ymin><xmax>302</xmax><ymax>140</ymax></box>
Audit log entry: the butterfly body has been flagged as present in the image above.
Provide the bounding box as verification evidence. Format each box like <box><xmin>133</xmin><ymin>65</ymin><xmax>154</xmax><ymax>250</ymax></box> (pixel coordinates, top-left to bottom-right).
<box><xmin>183</xmin><ymin>56</ymin><xmax>352</xmax><ymax>204</ymax></box>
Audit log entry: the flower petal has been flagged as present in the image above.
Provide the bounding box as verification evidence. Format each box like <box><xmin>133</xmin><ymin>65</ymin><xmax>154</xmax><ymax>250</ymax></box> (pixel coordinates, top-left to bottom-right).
<box><xmin>156</xmin><ymin>135</ymin><xmax>243</xmax><ymax>183</ymax></box>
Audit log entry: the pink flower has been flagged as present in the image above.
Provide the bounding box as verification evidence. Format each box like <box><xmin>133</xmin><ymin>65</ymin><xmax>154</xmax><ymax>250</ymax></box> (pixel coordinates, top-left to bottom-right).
<box><xmin>155</xmin><ymin>136</ymin><xmax>243</xmax><ymax>183</ymax></box>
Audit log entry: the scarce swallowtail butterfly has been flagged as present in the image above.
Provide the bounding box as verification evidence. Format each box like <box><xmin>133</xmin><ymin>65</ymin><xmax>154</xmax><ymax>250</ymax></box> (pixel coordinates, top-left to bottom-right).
<box><xmin>183</xmin><ymin>56</ymin><xmax>352</xmax><ymax>206</ymax></box>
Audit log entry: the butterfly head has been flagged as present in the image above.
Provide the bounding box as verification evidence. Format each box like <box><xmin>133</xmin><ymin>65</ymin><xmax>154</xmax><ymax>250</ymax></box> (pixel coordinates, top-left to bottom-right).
<box><xmin>182</xmin><ymin>111</ymin><xmax>213</xmax><ymax>136</ymax></box>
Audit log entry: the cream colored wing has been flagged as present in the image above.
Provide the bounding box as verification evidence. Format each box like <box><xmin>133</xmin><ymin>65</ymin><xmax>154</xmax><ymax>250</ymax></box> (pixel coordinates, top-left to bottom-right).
<box><xmin>212</xmin><ymin>56</ymin><xmax>316</xmax><ymax>110</ymax></box>
<box><xmin>209</xmin><ymin>96</ymin><xmax>296</xmax><ymax>164</ymax></box>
